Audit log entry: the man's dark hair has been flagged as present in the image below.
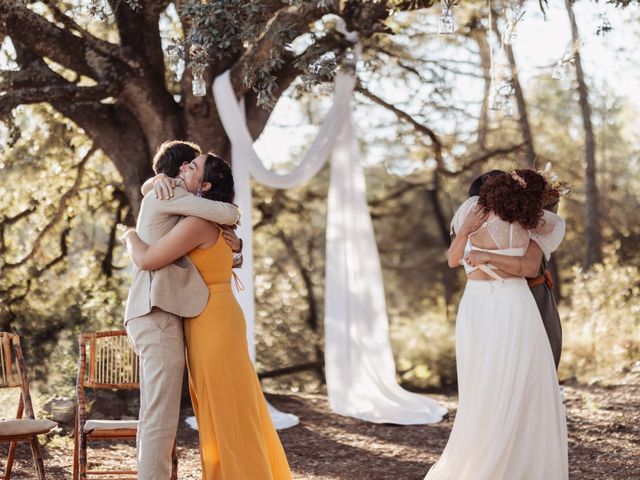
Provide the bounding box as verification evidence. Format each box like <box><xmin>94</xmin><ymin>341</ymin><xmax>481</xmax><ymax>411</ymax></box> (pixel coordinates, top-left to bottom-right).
<box><xmin>152</xmin><ymin>140</ymin><xmax>202</xmax><ymax>178</ymax></box>
<box><xmin>468</xmin><ymin>169</ymin><xmax>504</xmax><ymax>197</ymax></box>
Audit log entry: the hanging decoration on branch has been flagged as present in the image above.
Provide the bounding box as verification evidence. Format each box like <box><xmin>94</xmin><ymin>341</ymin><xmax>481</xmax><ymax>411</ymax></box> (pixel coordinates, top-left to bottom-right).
<box><xmin>502</xmin><ymin>0</ymin><xmax>527</xmax><ymax>46</ymax></box>
<box><xmin>189</xmin><ymin>43</ymin><xmax>209</xmax><ymax>97</ymax></box>
<box><xmin>166</xmin><ymin>45</ymin><xmax>184</xmax><ymax>81</ymax></box>
<box><xmin>552</xmin><ymin>40</ymin><xmax>580</xmax><ymax>79</ymax></box>
<box><xmin>192</xmin><ymin>63</ymin><xmax>207</xmax><ymax>96</ymax></box>
<box><xmin>439</xmin><ymin>0</ymin><xmax>460</xmax><ymax>35</ymax></box>
<box><xmin>489</xmin><ymin>63</ymin><xmax>514</xmax><ymax>115</ymax></box>
<box><xmin>488</xmin><ymin>1</ymin><xmax>515</xmax><ymax>117</ymax></box>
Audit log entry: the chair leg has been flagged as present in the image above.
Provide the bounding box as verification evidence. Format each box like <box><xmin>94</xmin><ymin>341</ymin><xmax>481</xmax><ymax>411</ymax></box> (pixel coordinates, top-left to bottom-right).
<box><xmin>73</xmin><ymin>412</ymin><xmax>79</xmax><ymax>480</ymax></box>
<box><xmin>3</xmin><ymin>440</ymin><xmax>17</xmax><ymax>480</ymax></box>
<box><xmin>78</xmin><ymin>432</ymin><xmax>87</xmax><ymax>480</ymax></box>
<box><xmin>29</xmin><ymin>437</ymin><xmax>46</xmax><ymax>480</ymax></box>
<box><xmin>170</xmin><ymin>441</ymin><xmax>178</xmax><ymax>480</ymax></box>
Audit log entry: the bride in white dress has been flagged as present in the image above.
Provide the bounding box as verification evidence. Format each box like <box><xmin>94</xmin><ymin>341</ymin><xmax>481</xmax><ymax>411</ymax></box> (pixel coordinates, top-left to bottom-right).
<box><xmin>424</xmin><ymin>169</ymin><xmax>568</xmax><ymax>480</ymax></box>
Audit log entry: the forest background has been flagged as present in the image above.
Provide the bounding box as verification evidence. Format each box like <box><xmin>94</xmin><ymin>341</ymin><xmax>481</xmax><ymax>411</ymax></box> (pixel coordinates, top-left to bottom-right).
<box><xmin>0</xmin><ymin>0</ymin><xmax>639</xmax><ymax>410</ymax></box>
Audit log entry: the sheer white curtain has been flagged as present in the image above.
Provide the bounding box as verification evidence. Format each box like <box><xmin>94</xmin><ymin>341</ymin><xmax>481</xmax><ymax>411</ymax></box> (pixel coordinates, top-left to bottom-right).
<box><xmin>213</xmin><ymin>61</ymin><xmax>446</xmax><ymax>426</ymax></box>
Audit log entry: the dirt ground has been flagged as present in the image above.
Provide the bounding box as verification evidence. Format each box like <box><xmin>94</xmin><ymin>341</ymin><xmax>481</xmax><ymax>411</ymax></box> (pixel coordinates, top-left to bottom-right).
<box><xmin>3</xmin><ymin>371</ymin><xmax>639</xmax><ymax>479</ymax></box>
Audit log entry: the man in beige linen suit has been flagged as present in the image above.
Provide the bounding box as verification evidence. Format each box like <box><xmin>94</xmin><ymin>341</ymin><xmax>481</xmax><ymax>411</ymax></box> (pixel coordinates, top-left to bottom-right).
<box><xmin>124</xmin><ymin>141</ymin><xmax>240</xmax><ymax>479</ymax></box>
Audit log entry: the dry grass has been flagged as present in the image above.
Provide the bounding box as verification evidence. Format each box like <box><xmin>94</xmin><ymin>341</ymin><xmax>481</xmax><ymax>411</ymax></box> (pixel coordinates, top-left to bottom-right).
<box><xmin>2</xmin><ymin>371</ymin><xmax>639</xmax><ymax>479</ymax></box>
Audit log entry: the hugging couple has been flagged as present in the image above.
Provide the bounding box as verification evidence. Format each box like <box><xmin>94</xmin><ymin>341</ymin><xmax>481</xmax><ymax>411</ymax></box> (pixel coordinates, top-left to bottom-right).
<box><xmin>121</xmin><ymin>140</ymin><xmax>292</xmax><ymax>479</ymax></box>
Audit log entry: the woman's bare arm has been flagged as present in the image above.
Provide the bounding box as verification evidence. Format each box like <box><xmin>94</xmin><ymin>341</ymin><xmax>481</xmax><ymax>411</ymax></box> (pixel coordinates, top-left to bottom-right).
<box><xmin>122</xmin><ymin>217</ymin><xmax>219</xmax><ymax>270</ymax></box>
<box><xmin>447</xmin><ymin>205</ymin><xmax>488</xmax><ymax>268</ymax></box>
<box><xmin>465</xmin><ymin>241</ymin><xmax>543</xmax><ymax>278</ymax></box>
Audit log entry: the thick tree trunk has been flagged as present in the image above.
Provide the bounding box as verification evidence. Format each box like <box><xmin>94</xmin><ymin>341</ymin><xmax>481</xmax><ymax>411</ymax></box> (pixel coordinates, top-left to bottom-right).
<box><xmin>426</xmin><ymin>175</ymin><xmax>458</xmax><ymax>306</ymax></box>
<box><xmin>565</xmin><ymin>0</ymin><xmax>603</xmax><ymax>269</ymax></box>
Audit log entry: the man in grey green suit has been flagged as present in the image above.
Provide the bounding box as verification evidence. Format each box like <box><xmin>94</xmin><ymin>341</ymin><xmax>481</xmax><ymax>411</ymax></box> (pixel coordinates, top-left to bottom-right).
<box><xmin>466</xmin><ymin>171</ymin><xmax>562</xmax><ymax>369</ymax></box>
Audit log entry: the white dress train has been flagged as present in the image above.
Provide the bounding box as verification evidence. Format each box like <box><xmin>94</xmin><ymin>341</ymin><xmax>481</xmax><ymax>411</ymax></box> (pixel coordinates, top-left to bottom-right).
<box><xmin>424</xmin><ymin>278</ymin><xmax>568</xmax><ymax>480</ymax></box>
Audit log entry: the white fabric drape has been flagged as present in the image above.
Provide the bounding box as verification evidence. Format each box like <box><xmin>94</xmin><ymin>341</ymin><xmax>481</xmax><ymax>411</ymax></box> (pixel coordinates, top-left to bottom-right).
<box><xmin>213</xmin><ymin>61</ymin><xmax>446</xmax><ymax>425</ymax></box>
<box><xmin>325</xmin><ymin>111</ymin><xmax>447</xmax><ymax>423</ymax></box>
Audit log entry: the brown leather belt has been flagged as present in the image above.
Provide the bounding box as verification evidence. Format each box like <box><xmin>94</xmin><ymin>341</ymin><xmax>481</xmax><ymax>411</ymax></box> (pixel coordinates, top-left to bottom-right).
<box><xmin>527</xmin><ymin>270</ymin><xmax>554</xmax><ymax>289</ymax></box>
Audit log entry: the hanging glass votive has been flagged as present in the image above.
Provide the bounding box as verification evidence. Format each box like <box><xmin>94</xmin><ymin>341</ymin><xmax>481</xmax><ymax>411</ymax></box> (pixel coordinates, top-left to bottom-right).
<box><xmin>489</xmin><ymin>91</ymin><xmax>503</xmax><ymax>111</ymax></box>
<box><xmin>167</xmin><ymin>47</ymin><xmax>181</xmax><ymax>73</ymax></box>
<box><xmin>552</xmin><ymin>62</ymin><xmax>566</xmax><ymax>80</ymax></box>
<box><xmin>502</xmin><ymin>97</ymin><xmax>514</xmax><ymax>117</ymax></box>
<box><xmin>343</xmin><ymin>48</ymin><xmax>357</xmax><ymax>70</ymax></box>
<box><xmin>439</xmin><ymin>1</ymin><xmax>455</xmax><ymax>35</ymax></box>
<box><xmin>192</xmin><ymin>63</ymin><xmax>207</xmax><ymax>97</ymax></box>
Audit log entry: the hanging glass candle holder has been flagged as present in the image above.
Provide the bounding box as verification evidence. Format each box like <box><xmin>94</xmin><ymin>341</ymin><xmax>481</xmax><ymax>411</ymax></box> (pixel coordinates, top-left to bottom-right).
<box><xmin>167</xmin><ymin>48</ymin><xmax>184</xmax><ymax>80</ymax></box>
<box><xmin>192</xmin><ymin>63</ymin><xmax>207</xmax><ymax>97</ymax></box>
<box><xmin>343</xmin><ymin>48</ymin><xmax>357</xmax><ymax>71</ymax></box>
<box><xmin>439</xmin><ymin>2</ymin><xmax>455</xmax><ymax>35</ymax></box>
<box><xmin>552</xmin><ymin>62</ymin><xmax>566</xmax><ymax>80</ymax></box>
<box><xmin>489</xmin><ymin>91</ymin><xmax>503</xmax><ymax>111</ymax></box>
<box><xmin>502</xmin><ymin>97</ymin><xmax>514</xmax><ymax>117</ymax></box>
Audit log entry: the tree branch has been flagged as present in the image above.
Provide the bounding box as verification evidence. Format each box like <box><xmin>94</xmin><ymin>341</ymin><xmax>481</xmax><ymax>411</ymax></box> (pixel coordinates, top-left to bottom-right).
<box><xmin>356</xmin><ymin>84</ymin><xmax>444</xmax><ymax>164</ymax></box>
<box><xmin>440</xmin><ymin>143</ymin><xmax>526</xmax><ymax>176</ymax></box>
<box><xmin>229</xmin><ymin>4</ymin><xmax>324</xmax><ymax>96</ymax></box>
<box><xmin>1</xmin><ymin>83</ymin><xmax>118</xmax><ymax>117</ymax></box>
<box><xmin>0</xmin><ymin>1</ymin><xmax>121</xmax><ymax>79</ymax></box>
<box><xmin>2</xmin><ymin>146</ymin><xmax>96</xmax><ymax>271</ymax></box>
<box><xmin>112</xmin><ymin>0</ymin><xmax>170</xmax><ymax>78</ymax></box>
<box><xmin>101</xmin><ymin>192</ymin><xmax>126</xmax><ymax>277</ymax></box>
<box><xmin>0</xmin><ymin>205</ymin><xmax>37</xmax><ymax>256</ymax></box>
<box><xmin>356</xmin><ymin>84</ymin><xmax>524</xmax><ymax>176</ymax></box>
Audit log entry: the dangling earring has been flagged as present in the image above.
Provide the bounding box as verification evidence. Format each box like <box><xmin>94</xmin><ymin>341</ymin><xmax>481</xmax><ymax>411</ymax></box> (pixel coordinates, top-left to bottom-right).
<box><xmin>196</xmin><ymin>188</ymin><xmax>203</xmax><ymax>197</ymax></box>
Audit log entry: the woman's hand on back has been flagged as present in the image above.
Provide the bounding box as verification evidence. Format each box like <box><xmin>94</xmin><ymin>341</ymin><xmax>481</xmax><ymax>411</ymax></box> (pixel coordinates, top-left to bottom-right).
<box><xmin>464</xmin><ymin>251</ymin><xmax>491</xmax><ymax>267</ymax></box>
<box><xmin>152</xmin><ymin>174</ymin><xmax>176</xmax><ymax>200</ymax></box>
<box><xmin>220</xmin><ymin>226</ymin><xmax>242</xmax><ymax>252</ymax></box>
<box><xmin>460</xmin><ymin>204</ymin><xmax>489</xmax><ymax>235</ymax></box>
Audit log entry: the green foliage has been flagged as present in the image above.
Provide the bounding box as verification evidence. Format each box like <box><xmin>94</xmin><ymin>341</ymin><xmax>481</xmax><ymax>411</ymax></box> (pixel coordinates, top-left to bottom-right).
<box><xmin>560</xmin><ymin>246</ymin><xmax>640</xmax><ymax>381</ymax></box>
<box><xmin>0</xmin><ymin>105</ymin><xmax>130</xmax><ymax>393</ymax></box>
<box><xmin>1</xmin><ymin>3</ymin><xmax>639</xmax><ymax>399</ymax></box>
<box><xmin>392</xmin><ymin>307</ymin><xmax>458</xmax><ymax>391</ymax></box>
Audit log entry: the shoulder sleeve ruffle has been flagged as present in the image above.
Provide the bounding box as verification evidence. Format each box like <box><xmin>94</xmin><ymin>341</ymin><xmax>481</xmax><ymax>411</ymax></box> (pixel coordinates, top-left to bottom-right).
<box><xmin>529</xmin><ymin>210</ymin><xmax>565</xmax><ymax>260</ymax></box>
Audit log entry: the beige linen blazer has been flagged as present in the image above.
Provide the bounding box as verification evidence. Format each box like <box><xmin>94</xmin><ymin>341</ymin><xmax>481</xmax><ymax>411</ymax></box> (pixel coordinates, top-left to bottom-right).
<box><xmin>124</xmin><ymin>181</ymin><xmax>240</xmax><ymax>323</ymax></box>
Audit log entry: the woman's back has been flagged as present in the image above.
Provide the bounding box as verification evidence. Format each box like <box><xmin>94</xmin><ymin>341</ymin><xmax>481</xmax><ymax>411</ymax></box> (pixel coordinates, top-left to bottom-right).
<box><xmin>468</xmin><ymin>214</ymin><xmax>531</xmax><ymax>252</ymax></box>
<box><xmin>451</xmin><ymin>196</ymin><xmax>565</xmax><ymax>280</ymax></box>
<box><xmin>188</xmin><ymin>232</ymin><xmax>233</xmax><ymax>286</ymax></box>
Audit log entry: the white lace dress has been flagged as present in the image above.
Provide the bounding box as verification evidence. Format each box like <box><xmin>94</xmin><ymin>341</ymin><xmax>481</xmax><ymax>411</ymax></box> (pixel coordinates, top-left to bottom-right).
<box><xmin>424</xmin><ymin>196</ymin><xmax>569</xmax><ymax>480</ymax></box>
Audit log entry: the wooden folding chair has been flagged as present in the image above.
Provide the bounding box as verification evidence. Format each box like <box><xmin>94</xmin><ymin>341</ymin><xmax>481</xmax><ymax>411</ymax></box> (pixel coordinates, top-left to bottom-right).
<box><xmin>0</xmin><ymin>332</ymin><xmax>57</xmax><ymax>480</ymax></box>
<box><xmin>73</xmin><ymin>331</ymin><xmax>178</xmax><ymax>480</ymax></box>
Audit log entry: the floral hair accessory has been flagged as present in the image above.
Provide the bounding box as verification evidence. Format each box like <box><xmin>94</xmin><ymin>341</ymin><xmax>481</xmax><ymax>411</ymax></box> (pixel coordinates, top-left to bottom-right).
<box><xmin>539</xmin><ymin>162</ymin><xmax>570</xmax><ymax>204</ymax></box>
<box><xmin>510</xmin><ymin>170</ymin><xmax>527</xmax><ymax>188</ymax></box>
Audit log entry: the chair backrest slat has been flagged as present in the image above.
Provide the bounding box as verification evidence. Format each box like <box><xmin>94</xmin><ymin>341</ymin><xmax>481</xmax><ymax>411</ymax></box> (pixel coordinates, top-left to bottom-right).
<box><xmin>0</xmin><ymin>332</ymin><xmax>38</xmax><ymax>420</ymax></box>
<box><xmin>0</xmin><ymin>337</ymin><xmax>7</xmax><ymax>386</ymax></box>
<box><xmin>0</xmin><ymin>333</ymin><xmax>22</xmax><ymax>389</ymax></box>
<box><xmin>81</xmin><ymin>331</ymin><xmax>139</xmax><ymax>389</ymax></box>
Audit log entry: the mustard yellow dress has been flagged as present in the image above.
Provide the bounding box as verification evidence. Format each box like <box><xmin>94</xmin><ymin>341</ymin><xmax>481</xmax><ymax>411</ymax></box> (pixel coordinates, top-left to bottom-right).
<box><xmin>185</xmin><ymin>234</ymin><xmax>292</xmax><ymax>480</ymax></box>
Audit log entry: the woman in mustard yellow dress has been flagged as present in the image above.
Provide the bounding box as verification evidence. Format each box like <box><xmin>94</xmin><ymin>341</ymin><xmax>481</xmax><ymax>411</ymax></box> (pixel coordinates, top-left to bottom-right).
<box><xmin>124</xmin><ymin>153</ymin><xmax>292</xmax><ymax>480</ymax></box>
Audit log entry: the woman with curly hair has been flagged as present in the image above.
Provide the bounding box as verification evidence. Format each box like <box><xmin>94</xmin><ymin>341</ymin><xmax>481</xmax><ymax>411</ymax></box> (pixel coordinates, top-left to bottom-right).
<box><xmin>424</xmin><ymin>169</ymin><xmax>568</xmax><ymax>480</ymax></box>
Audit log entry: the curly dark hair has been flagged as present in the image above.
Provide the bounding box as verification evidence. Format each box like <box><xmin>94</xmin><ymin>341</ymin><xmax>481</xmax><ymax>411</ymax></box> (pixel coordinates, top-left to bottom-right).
<box><xmin>478</xmin><ymin>169</ymin><xmax>548</xmax><ymax>230</ymax></box>
<box><xmin>468</xmin><ymin>169</ymin><xmax>504</xmax><ymax>197</ymax></box>
<box><xmin>201</xmin><ymin>153</ymin><xmax>235</xmax><ymax>204</ymax></box>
